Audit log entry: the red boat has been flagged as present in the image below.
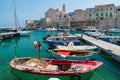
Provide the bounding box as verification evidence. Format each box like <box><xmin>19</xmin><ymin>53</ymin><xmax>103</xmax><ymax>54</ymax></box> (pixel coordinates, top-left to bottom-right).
<box><xmin>10</xmin><ymin>57</ymin><xmax>103</xmax><ymax>80</ymax></box>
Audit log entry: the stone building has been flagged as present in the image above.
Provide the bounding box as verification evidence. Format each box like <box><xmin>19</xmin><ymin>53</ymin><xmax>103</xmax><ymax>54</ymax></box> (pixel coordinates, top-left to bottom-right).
<box><xmin>116</xmin><ymin>6</ymin><xmax>120</xmax><ymax>27</ymax></box>
<box><xmin>86</xmin><ymin>4</ymin><xmax>117</xmax><ymax>29</ymax></box>
<box><xmin>74</xmin><ymin>9</ymin><xmax>83</xmax><ymax>21</ymax></box>
<box><xmin>26</xmin><ymin>20</ymin><xmax>33</xmax><ymax>29</ymax></box>
<box><xmin>45</xmin><ymin>4</ymin><xmax>67</xmax><ymax>27</ymax></box>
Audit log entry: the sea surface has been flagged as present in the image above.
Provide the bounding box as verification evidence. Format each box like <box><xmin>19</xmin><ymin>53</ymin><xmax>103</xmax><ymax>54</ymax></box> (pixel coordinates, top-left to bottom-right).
<box><xmin>0</xmin><ymin>30</ymin><xmax>120</xmax><ymax>80</ymax></box>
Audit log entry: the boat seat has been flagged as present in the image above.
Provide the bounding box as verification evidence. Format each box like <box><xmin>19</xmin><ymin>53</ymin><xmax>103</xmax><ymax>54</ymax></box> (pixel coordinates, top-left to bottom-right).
<box><xmin>44</xmin><ymin>64</ymin><xmax>58</xmax><ymax>71</ymax></box>
<box><xmin>68</xmin><ymin>65</ymin><xmax>84</xmax><ymax>72</ymax></box>
<box><xmin>57</xmin><ymin>50</ymin><xmax>70</xmax><ymax>56</ymax></box>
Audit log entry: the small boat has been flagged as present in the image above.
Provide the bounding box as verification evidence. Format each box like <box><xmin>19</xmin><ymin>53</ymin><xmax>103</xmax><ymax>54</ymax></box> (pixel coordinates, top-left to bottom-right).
<box><xmin>56</xmin><ymin>42</ymin><xmax>97</xmax><ymax>51</ymax></box>
<box><xmin>18</xmin><ymin>30</ymin><xmax>31</xmax><ymax>36</ymax></box>
<box><xmin>108</xmin><ymin>27</ymin><xmax>120</xmax><ymax>33</ymax></box>
<box><xmin>49</xmin><ymin>49</ymin><xmax>97</xmax><ymax>60</ymax></box>
<box><xmin>10</xmin><ymin>57</ymin><xmax>103</xmax><ymax>80</ymax></box>
<box><xmin>85</xmin><ymin>30</ymin><xmax>120</xmax><ymax>43</ymax></box>
<box><xmin>43</xmin><ymin>32</ymin><xmax>71</xmax><ymax>41</ymax></box>
<box><xmin>46</xmin><ymin>35</ymin><xmax>81</xmax><ymax>47</ymax></box>
<box><xmin>0</xmin><ymin>32</ymin><xmax>20</xmax><ymax>40</ymax></box>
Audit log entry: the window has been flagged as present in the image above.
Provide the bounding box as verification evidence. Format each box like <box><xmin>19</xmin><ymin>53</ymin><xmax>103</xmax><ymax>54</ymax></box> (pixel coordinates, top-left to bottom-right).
<box><xmin>118</xmin><ymin>9</ymin><xmax>120</xmax><ymax>11</ymax></box>
<box><xmin>110</xmin><ymin>13</ymin><xmax>112</xmax><ymax>17</ymax></box>
<box><xmin>110</xmin><ymin>8</ymin><xmax>112</xmax><ymax>10</ymax></box>
<box><xmin>64</xmin><ymin>15</ymin><xmax>66</xmax><ymax>18</ymax></box>
<box><xmin>97</xmin><ymin>9</ymin><xmax>99</xmax><ymax>11</ymax></box>
<box><xmin>101</xmin><ymin>8</ymin><xmax>103</xmax><ymax>11</ymax></box>
<box><xmin>89</xmin><ymin>14</ymin><xmax>92</xmax><ymax>17</ymax></box>
<box><xmin>106</xmin><ymin>13</ymin><xmax>108</xmax><ymax>17</ymax></box>
<box><xmin>59</xmin><ymin>15</ymin><xmax>61</xmax><ymax>18</ymax></box>
<box><xmin>101</xmin><ymin>13</ymin><xmax>103</xmax><ymax>16</ymax></box>
<box><xmin>89</xmin><ymin>9</ymin><xmax>91</xmax><ymax>12</ymax></box>
<box><xmin>96</xmin><ymin>13</ymin><xmax>98</xmax><ymax>16</ymax></box>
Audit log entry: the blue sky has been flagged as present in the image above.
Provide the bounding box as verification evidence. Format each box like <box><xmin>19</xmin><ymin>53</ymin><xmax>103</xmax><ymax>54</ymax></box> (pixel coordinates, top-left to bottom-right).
<box><xmin>0</xmin><ymin>0</ymin><xmax>120</xmax><ymax>27</ymax></box>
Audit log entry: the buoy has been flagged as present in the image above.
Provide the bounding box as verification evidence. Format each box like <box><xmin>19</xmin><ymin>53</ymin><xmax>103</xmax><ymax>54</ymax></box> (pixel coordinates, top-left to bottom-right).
<box><xmin>48</xmin><ymin>78</ymin><xmax>60</xmax><ymax>80</ymax></box>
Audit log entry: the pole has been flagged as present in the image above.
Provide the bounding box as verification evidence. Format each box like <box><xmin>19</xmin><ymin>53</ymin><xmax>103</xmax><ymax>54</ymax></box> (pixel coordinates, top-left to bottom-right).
<box><xmin>13</xmin><ymin>0</ymin><xmax>17</xmax><ymax>29</ymax></box>
<box><xmin>14</xmin><ymin>46</ymin><xmax>17</xmax><ymax>60</ymax></box>
<box><xmin>38</xmin><ymin>49</ymin><xmax>40</xmax><ymax>60</ymax></box>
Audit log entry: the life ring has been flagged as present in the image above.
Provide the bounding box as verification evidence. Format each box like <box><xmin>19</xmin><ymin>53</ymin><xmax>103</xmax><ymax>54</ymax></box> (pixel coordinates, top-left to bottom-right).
<box><xmin>71</xmin><ymin>74</ymin><xmax>81</xmax><ymax>80</ymax></box>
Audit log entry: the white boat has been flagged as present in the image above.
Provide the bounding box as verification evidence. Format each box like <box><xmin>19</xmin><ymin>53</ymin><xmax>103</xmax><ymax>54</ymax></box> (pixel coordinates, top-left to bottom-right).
<box><xmin>56</xmin><ymin>42</ymin><xmax>97</xmax><ymax>51</ymax></box>
<box><xmin>46</xmin><ymin>27</ymin><xmax>57</xmax><ymax>31</ymax></box>
<box><xmin>108</xmin><ymin>27</ymin><xmax>120</xmax><ymax>33</ymax></box>
<box><xmin>85</xmin><ymin>29</ymin><xmax>120</xmax><ymax>44</ymax></box>
<box><xmin>18</xmin><ymin>30</ymin><xmax>31</xmax><ymax>36</ymax></box>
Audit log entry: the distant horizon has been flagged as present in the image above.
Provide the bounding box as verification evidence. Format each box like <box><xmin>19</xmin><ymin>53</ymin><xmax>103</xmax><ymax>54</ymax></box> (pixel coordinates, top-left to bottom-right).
<box><xmin>0</xmin><ymin>0</ymin><xmax>120</xmax><ymax>27</ymax></box>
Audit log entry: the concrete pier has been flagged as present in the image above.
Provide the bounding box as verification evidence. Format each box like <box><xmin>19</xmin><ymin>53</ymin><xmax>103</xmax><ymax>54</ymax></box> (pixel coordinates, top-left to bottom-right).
<box><xmin>76</xmin><ymin>34</ymin><xmax>120</xmax><ymax>63</ymax></box>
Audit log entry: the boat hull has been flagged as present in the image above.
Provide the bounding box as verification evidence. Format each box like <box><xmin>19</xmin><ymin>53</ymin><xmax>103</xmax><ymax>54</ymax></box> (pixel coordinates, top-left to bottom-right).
<box><xmin>11</xmin><ymin>68</ymin><xmax>93</xmax><ymax>80</ymax></box>
<box><xmin>49</xmin><ymin>50</ymin><xmax>98</xmax><ymax>60</ymax></box>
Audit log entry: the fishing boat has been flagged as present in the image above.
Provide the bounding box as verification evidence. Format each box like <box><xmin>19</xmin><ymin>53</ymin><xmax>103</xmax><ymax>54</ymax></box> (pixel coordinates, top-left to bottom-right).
<box><xmin>56</xmin><ymin>42</ymin><xmax>97</xmax><ymax>51</ymax></box>
<box><xmin>10</xmin><ymin>57</ymin><xmax>103</xmax><ymax>80</ymax></box>
<box><xmin>46</xmin><ymin>35</ymin><xmax>81</xmax><ymax>47</ymax></box>
<box><xmin>43</xmin><ymin>32</ymin><xmax>71</xmax><ymax>41</ymax></box>
<box><xmin>48</xmin><ymin>49</ymin><xmax>97</xmax><ymax>60</ymax></box>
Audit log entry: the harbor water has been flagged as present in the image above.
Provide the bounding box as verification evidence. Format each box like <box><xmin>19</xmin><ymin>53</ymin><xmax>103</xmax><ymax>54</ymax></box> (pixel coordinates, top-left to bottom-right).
<box><xmin>0</xmin><ymin>30</ymin><xmax>120</xmax><ymax>80</ymax></box>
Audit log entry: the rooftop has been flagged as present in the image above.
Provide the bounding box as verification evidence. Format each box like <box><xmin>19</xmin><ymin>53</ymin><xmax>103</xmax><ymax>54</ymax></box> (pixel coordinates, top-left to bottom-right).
<box><xmin>95</xmin><ymin>4</ymin><xmax>114</xmax><ymax>8</ymax></box>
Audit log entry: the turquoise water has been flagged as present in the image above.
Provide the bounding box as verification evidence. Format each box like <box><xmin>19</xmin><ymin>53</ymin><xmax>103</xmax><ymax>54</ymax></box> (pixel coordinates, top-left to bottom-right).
<box><xmin>0</xmin><ymin>30</ymin><xmax>120</xmax><ymax>80</ymax></box>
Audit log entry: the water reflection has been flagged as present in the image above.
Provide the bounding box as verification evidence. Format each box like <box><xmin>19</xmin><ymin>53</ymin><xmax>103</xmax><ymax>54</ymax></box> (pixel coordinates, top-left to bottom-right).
<box><xmin>0</xmin><ymin>35</ymin><xmax>31</xmax><ymax>48</ymax></box>
<box><xmin>0</xmin><ymin>37</ymin><xmax>21</xmax><ymax>48</ymax></box>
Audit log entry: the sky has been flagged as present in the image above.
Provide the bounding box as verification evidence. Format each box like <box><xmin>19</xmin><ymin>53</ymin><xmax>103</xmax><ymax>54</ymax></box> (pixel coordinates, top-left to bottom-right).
<box><xmin>0</xmin><ymin>0</ymin><xmax>120</xmax><ymax>27</ymax></box>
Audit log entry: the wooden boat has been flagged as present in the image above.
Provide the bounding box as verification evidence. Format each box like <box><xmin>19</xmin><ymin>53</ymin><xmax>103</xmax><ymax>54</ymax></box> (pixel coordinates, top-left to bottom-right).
<box><xmin>10</xmin><ymin>57</ymin><xmax>103</xmax><ymax>80</ymax></box>
<box><xmin>56</xmin><ymin>42</ymin><xmax>97</xmax><ymax>51</ymax></box>
<box><xmin>46</xmin><ymin>35</ymin><xmax>81</xmax><ymax>47</ymax></box>
<box><xmin>48</xmin><ymin>49</ymin><xmax>97</xmax><ymax>60</ymax></box>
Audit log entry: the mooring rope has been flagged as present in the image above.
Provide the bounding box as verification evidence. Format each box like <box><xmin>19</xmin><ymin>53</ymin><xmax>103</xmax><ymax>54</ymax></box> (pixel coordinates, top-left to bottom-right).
<box><xmin>92</xmin><ymin>71</ymin><xmax>105</xmax><ymax>80</ymax></box>
<box><xmin>103</xmin><ymin>64</ymin><xmax>120</xmax><ymax>74</ymax></box>
<box><xmin>98</xmin><ymin>53</ymin><xmax>112</xmax><ymax>58</ymax></box>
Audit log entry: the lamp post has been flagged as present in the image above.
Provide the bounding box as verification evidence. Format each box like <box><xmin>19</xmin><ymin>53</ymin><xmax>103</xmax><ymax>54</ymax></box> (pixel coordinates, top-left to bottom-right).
<box><xmin>34</xmin><ymin>41</ymin><xmax>41</xmax><ymax>59</ymax></box>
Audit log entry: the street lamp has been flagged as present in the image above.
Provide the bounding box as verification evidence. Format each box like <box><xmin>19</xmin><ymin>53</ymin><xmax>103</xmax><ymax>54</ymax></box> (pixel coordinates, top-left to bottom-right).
<box><xmin>34</xmin><ymin>41</ymin><xmax>41</xmax><ymax>59</ymax></box>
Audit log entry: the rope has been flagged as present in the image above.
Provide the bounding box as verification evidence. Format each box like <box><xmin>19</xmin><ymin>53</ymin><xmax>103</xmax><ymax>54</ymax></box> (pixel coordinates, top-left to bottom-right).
<box><xmin>92</xmin><ymin>71</ymin><xmax>105</xmax><ymax>80</ymax></box>
<box><xmin>103</xmin><ymin>64</ymin><xmax>120</xmax><ymax>74</ymax></box>
<box><xmin>98</xmin><ymin>53</ymin><xmax>112</xmax><ymax>58</ymax></box>
<box><xmin>97</xmin><ymin>53</ymin><xmax>120</xmax><ymax>74</ymax></box>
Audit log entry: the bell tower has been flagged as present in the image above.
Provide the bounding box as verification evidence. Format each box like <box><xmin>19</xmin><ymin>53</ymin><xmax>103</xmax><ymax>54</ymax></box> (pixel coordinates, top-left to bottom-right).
<box><xmin>63</xmin><ymin>4</ymin><xmax>66</xmax><ymax>13</ymax></box>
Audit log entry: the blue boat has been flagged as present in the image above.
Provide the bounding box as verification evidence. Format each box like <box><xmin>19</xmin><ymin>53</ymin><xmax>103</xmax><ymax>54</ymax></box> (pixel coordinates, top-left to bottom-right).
<box><xmin>48</xmin><ymin>49</ymin><xmax>97</xmax><ymax>60</ymax></box>
<box><xmin>46</xmin><ymin>35</ymin><xmax>81</xmax><ymax>47</ymax></box>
